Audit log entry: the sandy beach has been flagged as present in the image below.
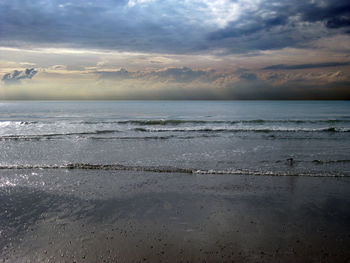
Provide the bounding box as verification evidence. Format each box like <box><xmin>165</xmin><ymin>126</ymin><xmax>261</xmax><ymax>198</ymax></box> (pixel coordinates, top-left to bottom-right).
<box><xmin>1</xmin><ymin>169</ymin><xmax>350</xmax><ymax>262</ymax></box>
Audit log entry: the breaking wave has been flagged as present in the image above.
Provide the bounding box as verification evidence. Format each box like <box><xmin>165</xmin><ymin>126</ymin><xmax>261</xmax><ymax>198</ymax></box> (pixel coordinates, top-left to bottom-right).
<box><xmin>0</xmin><ymin>130</ymin><xmax>121</xmax><ymax>140</ymax></box>
<box><xmin>80</xmin><ymin>119</ymin><xmax>350</xmax><ymax>125</ymax></box>
<box><xmin>134</xmin><ymin>127</ymin><xmax>350</xmax><ymax>133</ymax></box>
<box><xmin>0</xmin><ymin>163</ymin><xmax>348</xmax><ymax>177</ymax></box>
<box><xmin>2</xmin><ymin>119</ymin><xmax>348</xmax><ymax>126</ymax></box>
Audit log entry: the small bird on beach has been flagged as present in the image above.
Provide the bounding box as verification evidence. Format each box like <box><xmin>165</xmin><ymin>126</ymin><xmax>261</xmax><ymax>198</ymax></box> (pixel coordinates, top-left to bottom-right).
<box><xmin>286</xmin><ymin>158</ymin><xmax>294</xmax><ymax>166</ymax></box>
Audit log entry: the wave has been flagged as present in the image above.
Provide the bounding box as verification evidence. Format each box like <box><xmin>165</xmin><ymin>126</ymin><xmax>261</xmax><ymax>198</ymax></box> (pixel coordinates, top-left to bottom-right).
<box><xmin>0</xmin><ymin>163</ymin><xmax>194</xmax><ymax>174</ymax></box>
<box><xmin>0</xmin><ymin>133</ymin><xmax>218</xmax><ymax>141</ymax></box>
<box><xmin>119</xmin><ymin>119</ymin><xmax>350</xmax><ymax>125</ymax></box>
<box><xmin>90</xmin><ymin>134</ymin><xmax>217</xmax><ymax>140</ymax></box>
<box><xmin>81</xmin><ymin>119</ymin><xmax>350</xmax><ymax>125</ymax></box>
<box><xmin>118</xmin><ymin>120</ymin><xmax>207</xmax><ymax>125</ymax></box>
<box><xmin>0</xmin><ymin>121</ymin><xmax>38</xmax><ymax>127</ymax></box>
<box><xmin>311</xmin><ymin>159</ymin><xmax>350</xmax><ymax>164</ymax></box>
<box><xmin>3</xmin><ymin>119</ymin><xmax>348</xmax><ymax>126</ymax></box>
<box><xmin>1</xmin><ymin>127</ymin><xmax>347</xmax><ymax>141</ymax></box>
<box><xmin>0</xmin><ymin>129</ymin><xmax>121</xmax><ymax>140</ymax></box>
<box><xmin>0</xmin><ymin>163</ymin><xmax>348</xmax><ymax>177</ymax></box>
<box><xmin>134</xmin><ymin>127</ymin><xmax>350</xmax><ymax>133</ymax></box>
<box><xmin>275</xmin><ymin>159</ymin><xmax>350</xmax><ymax>164</ymax></box>
<box><xmin>0</xmin><ymin>127</ymin><xmax>348</xmax><ymax>142</ymax></box>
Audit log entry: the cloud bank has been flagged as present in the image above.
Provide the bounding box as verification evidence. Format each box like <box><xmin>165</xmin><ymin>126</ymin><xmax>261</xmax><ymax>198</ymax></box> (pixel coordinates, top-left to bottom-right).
<box><xmin>1</xmin><ymin>66</ymin><xmax>348</xmax><ymax>100</ymax></box>
<box><xmin>263</xmin><ymin>62</ymin><xmax>350</xmax><ymax>70</ymax></box>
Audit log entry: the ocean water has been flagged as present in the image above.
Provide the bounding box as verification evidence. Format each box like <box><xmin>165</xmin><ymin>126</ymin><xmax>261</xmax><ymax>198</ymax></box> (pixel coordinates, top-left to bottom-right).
<box><xmin>0</xmin><ymin>100</ymin><xmax>349</xmax><ymax>177</ymax></box>
<box><xmin>1</xmin><ymin>101</ymin><xmax>350</xmax><ymax>262</ymax></box>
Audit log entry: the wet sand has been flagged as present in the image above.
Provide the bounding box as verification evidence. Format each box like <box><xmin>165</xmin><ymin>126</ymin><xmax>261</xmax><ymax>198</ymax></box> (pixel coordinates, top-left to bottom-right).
<box><xmin>1</xmin><ymin>170</ymin><xmax>350</xmax><ymax>262</ymax></box>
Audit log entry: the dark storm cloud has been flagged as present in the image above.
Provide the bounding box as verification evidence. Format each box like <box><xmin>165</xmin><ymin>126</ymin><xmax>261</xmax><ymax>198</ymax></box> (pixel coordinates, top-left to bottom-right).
<box><xmin>144</xmin><ymin>67</ymin><xmax>214</xmax><ymax>83</ymax></box>
<box><xmin>239</xmin><ymin>73</ymin><xmax>257</xmax><ymax>81</ymax></box>
<box><xmin>326</xmin><ymin>17</ymin><xmax>350</xmax><ymax>29</ymax></box>
<box><xmin>209</xmin><ymin>15</ymin><xmax>288</xmax><ymax>41</ymax></box>
<box><xmin>1</xmin><ymin>0</ymin><xmax>350</xmax><ymax>54</ymax></box>
<box><xmin>208</xmin><ymin>0</ymin><xmax>350</xmax><ymax>52</ymax></box>
<box><xmin>263</xmin><ymin>62</ymin><xmax>350</xmax><ymax>70</ymax></box>
<box><xmin>2</xmin><ymin>68</ymin><xmax>38</xmax><ymax>84</ymax></box>
<box><xmin>95</xmin><ymin>68</ymin><xmax>130</xmax><ymax>80</ymax></box>
<box><xmin>99</xmin><ymin>79</ymin><xmax>350</xmax><ymax>100</ymax></box>
<box><xmin>223</xmin><ymin>81</ymin><xmax>350</xmax><ymax>100</ymax></box>
<box><xmin>300</xmin><ymin>0</ymin><xmax>350</xmax><ymax>28</ymax></box>
<box><xmin>96</xmin><ymin>67</ymin><xmax>219</xmax><ymax>83</ymax></box>
<box><xmin>91</xmin><ymin>66</ymin><xmax>350</xmax><ymax>100</ymax></box>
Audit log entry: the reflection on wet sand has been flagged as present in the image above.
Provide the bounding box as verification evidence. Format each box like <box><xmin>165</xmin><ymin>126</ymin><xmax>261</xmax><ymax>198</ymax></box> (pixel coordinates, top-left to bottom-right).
<box><xmin>1</xmin><ymin>170</ymin><xmax>350</xmax><ymax>262</ymax></box>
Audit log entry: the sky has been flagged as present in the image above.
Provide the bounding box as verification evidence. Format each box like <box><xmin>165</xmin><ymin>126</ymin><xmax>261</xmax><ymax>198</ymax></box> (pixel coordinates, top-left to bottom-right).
<box><xmin>0</xmin><ymin>0</ymin><xmax>350</xmax><ymax>99</ymax></box>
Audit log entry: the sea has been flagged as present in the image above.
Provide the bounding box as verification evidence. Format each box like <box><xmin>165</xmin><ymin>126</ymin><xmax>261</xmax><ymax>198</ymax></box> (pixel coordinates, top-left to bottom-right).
<box><xmin>0</xmin><ymin>100</ymin><xmax>349</xmax><ymax>177</ymax></box>
<box><xmin>1</xmin><ymin>100</ymin><xmax>350</xmax><ymax>262</ymax></box>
